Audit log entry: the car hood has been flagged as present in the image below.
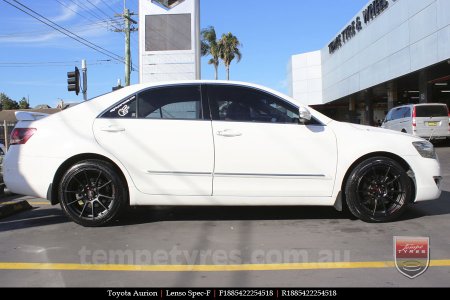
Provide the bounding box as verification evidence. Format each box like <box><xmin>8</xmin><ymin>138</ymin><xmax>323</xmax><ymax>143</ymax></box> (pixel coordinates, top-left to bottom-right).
<box><xmin>342</xmin><ymin>122</ymin><xmax>421</xmax><ymax>139</ymax></box>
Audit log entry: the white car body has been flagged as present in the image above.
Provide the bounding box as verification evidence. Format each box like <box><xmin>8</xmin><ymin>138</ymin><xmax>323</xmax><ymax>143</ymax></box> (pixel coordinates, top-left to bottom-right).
<box><xmin>3</xmin><ymin>81</ymin><xmax>442</xmax><ymax>225</ymax></box>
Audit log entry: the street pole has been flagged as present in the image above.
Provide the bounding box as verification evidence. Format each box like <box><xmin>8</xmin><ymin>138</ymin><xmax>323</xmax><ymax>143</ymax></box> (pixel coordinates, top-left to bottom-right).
<box><xmin>81</xmin><ymin>59</ymin><xmax>88</xmax><ymax>101</ymax></box>
<box><xmin>115</xmin><ymin>3</ymin><xmax>137</xmax><ymax>87</ymax></box>
<box><xmin>195</xmin><ymin>0</ymin><xmax>201</xmax><ymax>80</ymax></box>
<box><xmin>3</xmin><ymin>120</ymin><xmax>8</xmax><ymax>151</ymax></box>
<box><xmin>124</xmin><ymin>8</ymin><xmax>131</xmax><ymax>87</ymax></box>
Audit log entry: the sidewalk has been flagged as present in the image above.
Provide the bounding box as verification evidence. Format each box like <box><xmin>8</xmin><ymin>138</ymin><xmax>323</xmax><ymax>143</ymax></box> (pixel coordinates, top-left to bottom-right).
<box><xmin>0</xmin><ymin>190</ymin><xmax>33</xmax><ymax>219</ymax></box>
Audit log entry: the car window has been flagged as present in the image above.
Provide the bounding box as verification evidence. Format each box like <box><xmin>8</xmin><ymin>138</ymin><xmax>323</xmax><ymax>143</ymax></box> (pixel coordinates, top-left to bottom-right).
<box><xmin>391</xmin><ymin>107</ymin><xmax>405</xmax><ymax>120</ymax></box>
<box><xmin>415</xmin><ymin>105</ymin><xmax>448</xmax><ymax>117</ymax></box>
<box><xmin>102</xmin><ymin>95</ymin><xmax>137</xmax><ymax>119</ymax></box>
<box><xmin>137</xmin><ymin>85</ymin><xmax>202</xmax><ymax>120</ymax></box>
<box><xmin>385</xmin><ymin>110</ymin><xmax>393</xmax><ymax>122</ymax></box>
<box><xmin>207</xmin><ymin>85</ymin><xmax>300</xmax><ymax>124</ymax></box>
<box><xmin>402</xmin><ymin>107</ymin><xmax>411</xmax><ymax>118</ymax></box>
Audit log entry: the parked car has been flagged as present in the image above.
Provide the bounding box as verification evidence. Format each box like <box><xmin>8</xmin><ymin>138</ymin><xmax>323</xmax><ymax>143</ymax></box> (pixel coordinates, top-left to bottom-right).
<box><xmin>3</xmin><ymin>81</ymin><xmax>442</xmax><ymax>226</ymax></box>
<box><xmin>381</xmin><ymin>103</ymin><xmax>450</xmax><ymax>141</ymax></box>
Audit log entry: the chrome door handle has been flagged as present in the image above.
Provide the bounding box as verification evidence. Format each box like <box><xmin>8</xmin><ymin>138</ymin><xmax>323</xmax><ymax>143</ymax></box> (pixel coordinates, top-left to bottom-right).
<box><xmin>217</xmin><ymin>129</ymin><xmax>242</xmax><ymax>137</ymax></box>
<box><xmin>100</xmin><ymin>126</ymin><xmax>125</xmax><ymax>132</ymax></box>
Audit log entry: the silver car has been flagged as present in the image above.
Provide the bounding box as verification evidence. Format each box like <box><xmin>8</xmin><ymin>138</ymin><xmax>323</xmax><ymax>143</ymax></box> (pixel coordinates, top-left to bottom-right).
<box><xmin>382</xmin><ymin>103</ymin><xmax>450</xmax><ymax>141</ymax></box>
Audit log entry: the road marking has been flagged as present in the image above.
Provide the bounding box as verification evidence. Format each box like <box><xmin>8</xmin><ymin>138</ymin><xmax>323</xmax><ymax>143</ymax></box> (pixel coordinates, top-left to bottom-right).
<box><xmin>28</xmin><ymin>202</ymin><xmax>51</xmax><ymax>205</ymax></box>
<box><xmin>0</xmin><ymin>260</ymin><xmax>449</xmax><ymax>272</ymax></box>
<box><xmin>1</xmin><ymin>201</ymin><xmax>50</xmax><ymax>205</ymax></box>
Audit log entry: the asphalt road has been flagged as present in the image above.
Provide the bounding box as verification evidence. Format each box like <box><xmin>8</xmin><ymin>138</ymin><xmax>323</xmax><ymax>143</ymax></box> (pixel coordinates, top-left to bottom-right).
<box><xmin>0</xmin><ymin>147</ymin><xmax>449</xmax><ymax>287</ymax></box>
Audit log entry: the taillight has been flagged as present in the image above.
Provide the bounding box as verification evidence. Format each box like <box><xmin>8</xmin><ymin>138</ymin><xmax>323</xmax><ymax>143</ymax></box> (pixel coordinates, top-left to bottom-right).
<box><xmin>412</xmin><ymin>106</ymin><xmax>417</xmax><ymax>129</ymax></box>
<box><xmin>10</xmin><ymin>128</ymin><xmax>36</xmax><ymax>145</ymax></box>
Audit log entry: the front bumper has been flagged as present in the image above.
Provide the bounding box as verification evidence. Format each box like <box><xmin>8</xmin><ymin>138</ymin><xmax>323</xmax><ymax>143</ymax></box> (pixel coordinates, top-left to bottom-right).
<box><xmin>405</xmin><ymin>155</ymin><xmax>442</xmax><ymax>202</ymax></box>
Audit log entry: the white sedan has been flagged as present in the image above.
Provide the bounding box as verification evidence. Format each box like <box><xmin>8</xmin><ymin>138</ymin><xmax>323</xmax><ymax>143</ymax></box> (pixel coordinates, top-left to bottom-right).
<box><xmin>3</xmin><ymin>81</ymin><xmax>442</xmax><ymax>226</ymax></box>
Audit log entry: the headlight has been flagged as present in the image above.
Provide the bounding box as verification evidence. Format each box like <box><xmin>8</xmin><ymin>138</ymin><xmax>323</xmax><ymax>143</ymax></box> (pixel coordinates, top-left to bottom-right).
<box><xmin>412</xmin><ymin>141</ymin><xmax>436</xmax><ymax>159</ymax></box>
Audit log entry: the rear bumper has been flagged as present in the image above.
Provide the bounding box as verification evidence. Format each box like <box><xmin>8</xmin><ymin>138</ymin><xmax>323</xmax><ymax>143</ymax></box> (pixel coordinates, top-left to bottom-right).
<box><xmin>3</xmin><ymin>149</ymin><xmax>61</xmax><ymax>199</ymax></box>
<box><xmin>413</xmin><ymin>132</ymin><xmax>450</xmax><ymax>140</ymax></box>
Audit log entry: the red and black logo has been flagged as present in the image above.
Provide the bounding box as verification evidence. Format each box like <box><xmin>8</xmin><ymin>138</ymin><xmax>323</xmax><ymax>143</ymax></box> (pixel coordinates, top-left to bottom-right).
<box><xmin>394</xmin><ymin>236</ymin><xmax>429</xmax><ymax>279</ymax></box>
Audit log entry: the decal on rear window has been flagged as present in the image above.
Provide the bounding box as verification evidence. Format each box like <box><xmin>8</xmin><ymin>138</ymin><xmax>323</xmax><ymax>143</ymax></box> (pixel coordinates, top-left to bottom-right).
<box><xmin>102</xmin><ymin>96</ymin><xmax>137</xmax><ymax>118</ymax></box>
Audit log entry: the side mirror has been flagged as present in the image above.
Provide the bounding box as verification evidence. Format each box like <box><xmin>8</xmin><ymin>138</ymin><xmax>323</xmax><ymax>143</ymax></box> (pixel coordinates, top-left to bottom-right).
<box><xmin>299</xmin><ymin>106</ymin><xmax>312</xmax><ymax>123</ymax></box>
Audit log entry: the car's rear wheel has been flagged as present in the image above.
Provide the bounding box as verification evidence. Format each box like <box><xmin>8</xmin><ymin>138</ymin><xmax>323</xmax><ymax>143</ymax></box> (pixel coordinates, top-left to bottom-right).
<box><xmin>59</xmin><ymin>160</ymin><xmax>127</xmax><ymax>227</ymax></box>
<box><xmin>345</xmin><ymin>157</ymin><xmax>412</xmax><ymax>222</ymax></box>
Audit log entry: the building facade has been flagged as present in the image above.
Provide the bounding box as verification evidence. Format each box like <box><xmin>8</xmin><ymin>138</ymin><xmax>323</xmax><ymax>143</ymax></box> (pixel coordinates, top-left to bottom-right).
<box><xmin>289</xmin><ymin>0</ymin><xmax>450</xmax><ymax>125</ymax></box>
<box><xmin>139</xmin><ymin>0</ymin><xmax>200</xmax><ymax>83</ymax></box>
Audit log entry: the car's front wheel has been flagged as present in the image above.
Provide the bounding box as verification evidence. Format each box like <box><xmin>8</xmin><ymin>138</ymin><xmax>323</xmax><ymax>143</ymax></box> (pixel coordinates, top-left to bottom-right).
<box><xmin>345</xmin><ymin>157</ymin><xmax>412</xmax><ymax>222</ymax></box>
<box><xmin>59</xmin><ymin>159</ymin><xmax>127</xmax><ymax>227</ymax></box>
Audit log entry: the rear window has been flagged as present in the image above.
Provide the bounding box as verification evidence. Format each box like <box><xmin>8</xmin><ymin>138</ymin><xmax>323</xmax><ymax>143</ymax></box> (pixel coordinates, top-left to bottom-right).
<box><xmin>415</xmin><ymin>105</ymin><xmax>448</xmax><ymax>117</ymax></box>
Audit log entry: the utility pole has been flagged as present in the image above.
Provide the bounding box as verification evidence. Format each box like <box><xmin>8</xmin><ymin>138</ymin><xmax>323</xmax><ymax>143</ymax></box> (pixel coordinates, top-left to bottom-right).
<box><xmin>115</xmin><ymin>1</ymin><xmax>137</xmax><ymax>86</ymax></box>
<box><xmin>81</xmin><ymin>59</ymin><xmax>88</xmax><ymax>101</ymax></box>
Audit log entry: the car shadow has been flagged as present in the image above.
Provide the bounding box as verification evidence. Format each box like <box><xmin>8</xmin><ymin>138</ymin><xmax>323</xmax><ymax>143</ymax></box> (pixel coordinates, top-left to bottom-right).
<box><xmin>0</xmin><ymin>207</ymin><xmax>69</xmax><ymax>232</ymax></box>
<box><xmin>397</xmin><ymin>190</ymin><xmax>450</xmax><ymax>221</ymax></box>
<box><xmin>113</xmin><ymin>191</ymin><xmax>450</xmax><ymax>226</ymax></box>
<box><xmin>112</xmin><ymin>205</ymin><xmax>353</xmax><ymax>226</ymax></box>
<box><xmin>2</xmin><ymin>192</ymin><xmax>448</xmax><ymax>228</ymax></box>
<box><xmin>434</xmin><ymin>139</ymin><xmax>450</xmax><ymax>148</ymax></box>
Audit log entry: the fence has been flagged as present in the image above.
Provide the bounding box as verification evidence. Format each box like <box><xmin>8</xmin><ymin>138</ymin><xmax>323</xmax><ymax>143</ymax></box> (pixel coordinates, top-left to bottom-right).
<box><xmin>0</xmin><ymin>121</ymin><xmax>17</xmax><ymax>151</ymax></box>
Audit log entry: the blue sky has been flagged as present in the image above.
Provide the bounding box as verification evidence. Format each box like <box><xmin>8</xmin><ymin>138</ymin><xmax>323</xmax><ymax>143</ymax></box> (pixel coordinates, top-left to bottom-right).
<box><xmin>0</xmin><ymin>0</ymin><xmax>368</xmax><ymax>108</ymax></box>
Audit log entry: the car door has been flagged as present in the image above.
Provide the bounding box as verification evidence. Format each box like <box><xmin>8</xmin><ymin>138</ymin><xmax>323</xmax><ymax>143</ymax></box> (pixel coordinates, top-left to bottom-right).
<box><xmin>93</xmin><ymin>84</ymin><xmax>214</xmax><ymax>196</ymax></box>
<box><xmin>207</xmin><ymin>84</ymin><xmax>337</xmax><ymax>197</ymax></box>
<box><xmin>397</xmin><ymin>107</ymin><xmax>411</xmax><ymax>132</ymax></box>
<box><xmin>389</xmin><ymin>107</ymin><xmax>402</xmax><ymax>132</ymax></box>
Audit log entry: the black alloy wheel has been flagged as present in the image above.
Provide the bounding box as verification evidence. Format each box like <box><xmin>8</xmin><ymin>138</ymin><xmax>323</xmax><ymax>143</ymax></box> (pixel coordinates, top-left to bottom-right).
<box><xmin>345</xmin><ymin>157</ymin><xmax>412</xmax><ymax>222</ymax></box>
<box><xmin>59</xmin><ymin>160</ymin><xmax>127</xmax><ymax>227</ymax></box>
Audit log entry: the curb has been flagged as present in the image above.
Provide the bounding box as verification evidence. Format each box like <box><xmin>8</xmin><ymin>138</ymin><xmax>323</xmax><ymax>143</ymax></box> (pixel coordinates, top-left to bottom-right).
<box><xmin>0</xmin><ymin>200</ymin><xmax>33</xmax><ymax>219</ymax></box>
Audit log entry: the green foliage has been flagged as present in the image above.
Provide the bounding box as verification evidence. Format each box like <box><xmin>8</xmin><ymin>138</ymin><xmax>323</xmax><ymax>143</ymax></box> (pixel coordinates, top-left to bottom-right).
<box><xmin>201</xmin><ymin>26</ymin><xmax>243</xmax><ymax>81</ymax></box>
<box><xmin>0</xmin><ymin>93</ymin><xmax>19</xmax><ymax>110</ymax></box>
<box><xmin>19</xmin><ymin>97</ymin><xmax>30</xmax><ymax>109</ymax></box>
<box><xmin>219</xmin><ymin>33</ymin><xmax>242</xmax><ymax>80</ymax></box>
<box><xmin>201</xmin><ymin>26</ymin><xmax>221</xmax><ymax>80</ymax></box>
<box><xmin>0</xmin><ymin>92</ymin><xmax>28</xmax><ymax>110</ymax></box>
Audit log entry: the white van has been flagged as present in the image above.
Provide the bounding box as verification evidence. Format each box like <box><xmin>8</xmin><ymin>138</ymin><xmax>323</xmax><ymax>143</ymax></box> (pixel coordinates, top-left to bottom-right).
<box><xmin>382</xmin><ymin>103</ymin><xmax>450</xmax><ymax>140</ymax></box>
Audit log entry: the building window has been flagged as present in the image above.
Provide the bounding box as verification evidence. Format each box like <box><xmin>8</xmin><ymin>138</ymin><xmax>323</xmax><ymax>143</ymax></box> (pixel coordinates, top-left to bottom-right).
<box><xmin>145</xmin><ymin>14</ymin><xmax>191</xmax><ymax>51</ymax></box>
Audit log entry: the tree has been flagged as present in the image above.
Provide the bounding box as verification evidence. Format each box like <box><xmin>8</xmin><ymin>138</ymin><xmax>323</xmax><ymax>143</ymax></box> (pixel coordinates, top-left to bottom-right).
<box><xmin>0</xmin><ymin>92</ymin><xmax>19</xmax><ymax>110</ymax></box>
<box><xmin>219</xmin><ymin>33</ymin><xmax>242</xmax><ymax>80</ymax></box>
<box><xmin>19</xmin><ymin>97</ymin><xmax>30</xmax><ymax>109</ymax></box>
<box><xmin>201</xmin><ymin>26</ymin><xmax>221</xmax><ymax>80</ymax></box>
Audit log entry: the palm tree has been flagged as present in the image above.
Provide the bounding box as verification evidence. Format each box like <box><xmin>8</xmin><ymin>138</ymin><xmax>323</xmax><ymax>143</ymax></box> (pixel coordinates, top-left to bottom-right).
<box><xmin>201</xmin><ymin>26</ymin><xmax>221</xmax><ymax>80</ymax></box>
<box><xmin>219</xmin><ymin>33</ymin><xmax>242</xmax><ymax>80</ymax></box>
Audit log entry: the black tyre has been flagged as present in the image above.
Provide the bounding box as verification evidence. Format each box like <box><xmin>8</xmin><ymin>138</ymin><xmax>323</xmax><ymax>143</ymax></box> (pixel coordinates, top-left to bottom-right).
<box><xmin>345</xmin><ymin>157</ymin><xmax>412</xmax><ymax>222</ymax></box>
<box><xmin>59</xmin><ymin>159</ymin><xmax>128</xmax><ymax>227</ymax></box>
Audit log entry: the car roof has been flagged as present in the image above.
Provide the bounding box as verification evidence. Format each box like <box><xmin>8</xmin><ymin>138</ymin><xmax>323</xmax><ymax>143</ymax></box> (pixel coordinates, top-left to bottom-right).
<box><xmin>392</xmin><ymin>103</ymin><xmax>448</xmax><ymax>109</ymax></box>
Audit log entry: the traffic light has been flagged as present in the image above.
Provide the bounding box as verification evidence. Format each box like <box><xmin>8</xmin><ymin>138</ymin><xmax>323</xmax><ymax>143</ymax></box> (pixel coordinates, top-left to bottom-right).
<box><xmin>67</xmin><ymin>67</ymin><xmax>80</xmax><ymax>95</ymax></box>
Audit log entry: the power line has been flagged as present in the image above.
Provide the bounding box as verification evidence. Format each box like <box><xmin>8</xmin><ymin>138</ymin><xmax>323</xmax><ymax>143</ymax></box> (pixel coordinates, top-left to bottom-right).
<box><xmin>53</xmin><ymin>0</ymin><xmax>97</xmax><ymax>24</ymax></box>
<box><xmin>86</xmin><ymin>0</ymin><xmax>112</xmax><ymax>19</ymax></box>
<box><xmin>2</xmin><ymin>0</ymin><xmax>125</xmax><ymax>64</ymax></box>
<box><xmin>85</xmin><ymin>0</ymin><xmax>124</xmax><ymax>31</ymax></box>
<box><xmin>0</xmin><ymin>63</ymin><xmax>118</xmax><ymax>68</ymax></box>
<box><xmin>0</xmin><ymin>60</ymin><xmax>80</xmax><ymax>65</ymax></box>
<box><xmin>99</xmin><ymin>0</ymin><xmax>120</xmax><ymax>15</ymax></box>
<box><xmin>0</xmin><ymin>20</ymin><xmax>124</xmax><ymax>38</ymax></box>
<box><xmin>0</xmin><ymin>59</ymin><xmax>118</xmax><ymax>67</ymax></box>
<box><xmin>65</xmin><ymin>0</ymin><xmax>110</xmax><ymax>23</ymax></box>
